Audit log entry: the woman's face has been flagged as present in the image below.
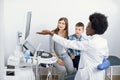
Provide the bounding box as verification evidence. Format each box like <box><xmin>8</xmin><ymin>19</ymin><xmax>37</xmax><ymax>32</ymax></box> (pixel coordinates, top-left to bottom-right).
<box><xmin>86</xmin><ymin>22</ymin><xmax>95</xmax><ymax>36</ymax></box>
<box><xmin>58</xmin><ymin>20</ymin><xmax>66</xmax><ymax>30</ymax></box>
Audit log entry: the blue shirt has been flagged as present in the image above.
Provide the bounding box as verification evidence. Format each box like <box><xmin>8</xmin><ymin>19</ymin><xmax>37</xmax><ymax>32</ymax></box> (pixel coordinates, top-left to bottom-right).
<box><xmin>67</xmin><ymin>34</ymin><xmax>84</xmax><ymax>56</ymax></box>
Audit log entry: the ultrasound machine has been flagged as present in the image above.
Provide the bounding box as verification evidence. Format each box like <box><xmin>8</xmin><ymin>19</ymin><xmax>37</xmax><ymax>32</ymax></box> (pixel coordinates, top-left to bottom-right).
<box><xmin>4</xmin><ymin>11</ymin><xmax>57</xmax><ymax>80</ymax></box>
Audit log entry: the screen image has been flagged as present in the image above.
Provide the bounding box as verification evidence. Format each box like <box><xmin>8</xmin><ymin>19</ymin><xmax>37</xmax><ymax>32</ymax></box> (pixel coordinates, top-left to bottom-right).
<box><xmin>25</xmin><ymin>11</ymin><xmax>32</xmax><ymax>40</ymax></box>
<box><xmin>23</xmin><ymin>11</ymin><xmax>35</xmax><ymax>56</ymax></box>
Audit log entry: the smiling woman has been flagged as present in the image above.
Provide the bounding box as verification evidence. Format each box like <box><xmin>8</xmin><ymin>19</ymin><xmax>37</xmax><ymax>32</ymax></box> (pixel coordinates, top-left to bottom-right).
<box><xmin>37</xmin><ymin>17</ymin><xmax>74</xmax><ymax>80</ymax></box>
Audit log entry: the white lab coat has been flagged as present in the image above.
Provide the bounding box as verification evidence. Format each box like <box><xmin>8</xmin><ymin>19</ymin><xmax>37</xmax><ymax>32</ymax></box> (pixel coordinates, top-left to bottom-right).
<box><xmin>52</xmin><ymin>34</ymin><xmax>109</xmax><ymax>80</ymax></box>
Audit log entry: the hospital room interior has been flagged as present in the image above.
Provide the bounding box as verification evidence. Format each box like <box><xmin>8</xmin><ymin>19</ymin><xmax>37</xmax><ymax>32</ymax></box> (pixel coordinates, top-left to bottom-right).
<box><xmin>0</xmin><ymin>0</ymin><xmax>120</xmax><ymax>80</ymax></box>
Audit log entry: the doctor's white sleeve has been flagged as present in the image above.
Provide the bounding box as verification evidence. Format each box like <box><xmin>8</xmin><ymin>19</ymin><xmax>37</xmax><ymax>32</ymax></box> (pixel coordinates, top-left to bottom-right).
<box><xmin>52</xmin><ymin>34</ymin><xmax>87</xmax><ymax>51</ymax></box>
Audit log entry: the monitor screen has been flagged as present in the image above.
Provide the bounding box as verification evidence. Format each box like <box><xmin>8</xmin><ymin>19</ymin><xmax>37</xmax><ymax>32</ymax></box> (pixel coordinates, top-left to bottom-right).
<box><xmin>25</xmin><ymin>11</ymin><xmax>32</xmax><ymax>40</ymax></box>
<box><xmin>23</xmin><ymin>11</ymin><xmax>35</xmax><ymax>56</ymax></box>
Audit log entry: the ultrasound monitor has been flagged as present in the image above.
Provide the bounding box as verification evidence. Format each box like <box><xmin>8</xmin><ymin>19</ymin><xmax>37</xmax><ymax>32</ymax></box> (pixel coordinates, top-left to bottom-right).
<box><xmin>23</xmin><ymin>11</ymin><xmax>35</xmax><ymax>56</ymax></box>
<box><xmin>25</xmin><ymin>11</ymin><xmax>32</xmax><ymax>40</ymax></box>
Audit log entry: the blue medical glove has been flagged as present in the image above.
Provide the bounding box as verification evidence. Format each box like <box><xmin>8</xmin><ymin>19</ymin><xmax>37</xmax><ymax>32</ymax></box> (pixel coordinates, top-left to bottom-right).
<box><xmin>97</xmin><ymin>58</ymin><xmax>110</xmax><ymax>70</ymax></box>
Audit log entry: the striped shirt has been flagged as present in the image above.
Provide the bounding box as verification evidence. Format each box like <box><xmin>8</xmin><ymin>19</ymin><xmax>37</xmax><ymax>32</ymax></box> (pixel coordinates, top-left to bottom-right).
<box><xmin>67</xmin><ymin>34</ymin><xmax>84</xmax><ymax>56</ymax></box>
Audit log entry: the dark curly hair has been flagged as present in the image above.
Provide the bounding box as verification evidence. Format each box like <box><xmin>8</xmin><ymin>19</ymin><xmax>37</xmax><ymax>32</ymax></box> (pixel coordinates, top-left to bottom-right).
<box><xmin>89</xmin><ymin>12</ymin><xmax>108</xmax><ymax>34</ymax></box>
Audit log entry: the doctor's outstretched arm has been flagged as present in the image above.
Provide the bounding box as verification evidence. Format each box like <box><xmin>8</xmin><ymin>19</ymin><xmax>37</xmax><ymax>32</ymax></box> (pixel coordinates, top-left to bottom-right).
<box><xmin>52</xmin><ymin>34</ymin><xmax>87</xmax><ymax>50</ymax></box>
<box><xmin>36</xmin><ymin>30</ymin><xmax>87</xmax><ymax>51</ymax></box>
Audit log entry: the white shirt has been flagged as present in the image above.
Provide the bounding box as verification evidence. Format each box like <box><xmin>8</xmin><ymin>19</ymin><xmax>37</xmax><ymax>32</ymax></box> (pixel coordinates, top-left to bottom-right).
<box><xmin>52</xmin><ymin>34</ymin><xmax>109</xmax><ymax>80</ymax></box>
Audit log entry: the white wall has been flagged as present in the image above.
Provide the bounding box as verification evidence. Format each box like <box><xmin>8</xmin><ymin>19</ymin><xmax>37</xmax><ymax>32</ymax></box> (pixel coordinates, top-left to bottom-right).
<box><xmin>0</xmin><ymin>0</ymin><xmax>4</xmax><ymax>80</ymax></box>
<box><xmin>3</xmin><ymin>0</ymin><xmax>120</xmax><ymax>74</ymax></box>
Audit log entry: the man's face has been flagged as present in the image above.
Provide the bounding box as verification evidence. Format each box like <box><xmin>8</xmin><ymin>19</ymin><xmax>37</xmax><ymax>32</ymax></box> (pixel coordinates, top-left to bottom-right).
<box><xmin>75</xmin><ymin>26</ymin><xmax>84</xmax><ymax>37</ymax></box>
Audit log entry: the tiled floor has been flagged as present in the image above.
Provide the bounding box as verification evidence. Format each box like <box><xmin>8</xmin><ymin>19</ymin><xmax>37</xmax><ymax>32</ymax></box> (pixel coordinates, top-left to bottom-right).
<box><xmin>106</xmin><ymin>75</ymin><xmax>120</xmax><ymax>80</ymax></box>
<box><xmin>40</xmin><ymin>75</ymin><xmax>120</xmax><ymax>80</ymax></box>
<box><xmin>37</xmin><ymin>67</ymin><xmax>120</xmax><ymax>80</ymax></box>
<box><xmin>40</xmin><ymin>75</ymin><xmax>58</xmax><ymax>80</ymax></box>
<box><xmin>35</xmin><ymin>67</ymin><xmax>62</xmax><ymax>80</ymax></box>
